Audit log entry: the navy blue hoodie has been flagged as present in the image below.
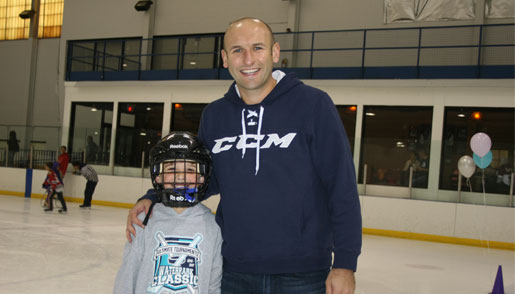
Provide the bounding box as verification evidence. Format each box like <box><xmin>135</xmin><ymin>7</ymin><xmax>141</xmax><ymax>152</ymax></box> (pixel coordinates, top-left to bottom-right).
<box><xmin>145</xmin><ymin>72</ymin><xmax>361</xmax><ymax>274</ymax></box>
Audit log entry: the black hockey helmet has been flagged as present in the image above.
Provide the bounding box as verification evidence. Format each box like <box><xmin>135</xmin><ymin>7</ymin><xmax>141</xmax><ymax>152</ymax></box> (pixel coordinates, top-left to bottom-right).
<box><xmin>149</xmin><ymin>131</ymin><xmax>211</xmax><ymax>207</ymax></box>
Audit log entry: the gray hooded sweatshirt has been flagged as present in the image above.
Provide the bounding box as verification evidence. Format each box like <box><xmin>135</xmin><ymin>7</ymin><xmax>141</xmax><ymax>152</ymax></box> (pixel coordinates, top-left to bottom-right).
<box><xmin>114</xmin><ymin>203</ymin><xmax>222</xmax><ymax>294</ymax></box>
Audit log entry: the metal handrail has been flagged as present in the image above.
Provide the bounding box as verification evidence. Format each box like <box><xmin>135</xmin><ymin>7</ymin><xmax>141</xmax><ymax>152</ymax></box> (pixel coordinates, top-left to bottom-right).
<box><xmin>66</xmin><ymin>23</ymin><xmax>515</xmax><ymax>80</ymax></box>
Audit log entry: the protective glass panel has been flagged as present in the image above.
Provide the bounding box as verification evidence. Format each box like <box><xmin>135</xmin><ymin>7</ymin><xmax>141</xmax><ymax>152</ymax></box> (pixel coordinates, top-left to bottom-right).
<box><xmin>336</xmin><ymin>105</ymin><xmax>357</xmax><ymax>154</ymax></box>
<box><xmin>359</xmin><ymin>106</ymin><xmax>433</xmax><ymax>188</ymax></box>
<box><xmin>170</xmin><ymin>103</ymin><xmax>207</xmax><ymax>134</ymax></box>
<box><xmin>69</xmin><ymin>102</ymin><xmax>114</xmax><ymax>165</ymax></box>
<box><xmin>440</xmin><ymin>107</ymin><xmax>514</xmax><ymax>195</ymax></box>
<box><xmin>115</xmin><ymin>103</ymin><xmax>164</xmax><ymax>167</ymax></box>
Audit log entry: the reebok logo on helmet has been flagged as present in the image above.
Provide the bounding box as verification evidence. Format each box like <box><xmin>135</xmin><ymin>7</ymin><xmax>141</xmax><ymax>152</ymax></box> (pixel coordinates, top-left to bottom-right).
<box><xmin>169</xmin><ymin>144</ymin><xmax>188</xmax><ymax>149</ymax></box>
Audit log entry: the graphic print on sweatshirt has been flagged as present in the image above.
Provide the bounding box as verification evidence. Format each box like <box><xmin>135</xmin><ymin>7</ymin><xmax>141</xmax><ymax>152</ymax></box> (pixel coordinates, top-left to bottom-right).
<box><xmin>211</xmin><ymin>108</ymin><xmax>297</xmax><ymax>175</ymax></box>
<box><xmin>147</xmin><ymin>232</ymin><xmax>203</xmax><ymax>294</ymax></box>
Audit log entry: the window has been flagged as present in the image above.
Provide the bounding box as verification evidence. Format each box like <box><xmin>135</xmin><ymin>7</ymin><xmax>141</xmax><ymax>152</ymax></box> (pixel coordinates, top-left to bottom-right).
<box><xmin>115</xmin><ymin>103</ymin><xmax>163</xmax><ymax>168</ymax></box>
<box><xmin>152</xmin><ymin>35</ymin><xmax>222</xmax><ymax>71</ymax></box>
<box><xmin>440</xmin><ymin>107</ymin><xmax>514</xmax><ymax>195</ymax></box>
<box><xmin>359</xmin><ymin>106</ymin><xmax>433</xmax><ymax>187</ymax></box>
<box><xmin>152</xmin><ymin>37</ymin><xmax>180</xmax><ymax>70</ymax></box>
<box><xmin>182</xmin><ymin>36</ymin><xmax>221</xmax><ymax>69</ymax></box>
<box><xmin>68</xmin><ymin>102</ymin><xmax>114</xmax><ymax>165</ymax></box>
<box><xmin>336</xmin><ymin>105</ymin><xmax>357</xmax><ymax>154</ymax></box>
<box><xmin>170</xmin><ymin>103</ymin><xmax>207</xmax><ymax>134</ymax></box>
<box><xmin>37</xmin><ymin>0</ymin><xmax>63</xmax><ymax>38</ymax></box>
<box><xmin>68</xmin><ymin>41</ymin><xmax>97</xmax><ymax>72</ymax></box>
<box><xmin>104</xmin><ymin>39</ymin><xmax>141</xmax><ymax>72</ymax></box>
<box><xmin>67</xmin><ymin>38</ymin><xmax>142</xmax><ymax>74</ymax></box>
<box><xmin>0</xmin><ymin>0</ymin><xmax>63</xmax><ymax>40</ymax></box>
<box><xmin>0</xmin><ymin>0</ymin><xmax>31</xmax><ymax>40</ymax></box>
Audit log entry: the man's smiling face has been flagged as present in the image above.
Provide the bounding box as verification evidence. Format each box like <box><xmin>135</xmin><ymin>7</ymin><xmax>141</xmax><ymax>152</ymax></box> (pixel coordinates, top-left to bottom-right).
<box><xmin>222</xmin><ymin>18</ymin><xmax>280</xmax><ymax>102</ymax></box>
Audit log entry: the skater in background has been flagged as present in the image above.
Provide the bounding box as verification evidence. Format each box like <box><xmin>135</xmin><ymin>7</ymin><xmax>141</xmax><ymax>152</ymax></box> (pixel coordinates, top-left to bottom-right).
<box><xmin>72</xmin><ymin>161</ymin><xmax>98</xmax><ymax>208</ymax></box>
<box><xmin>43</xmin><ymin>162</ymin><xmax>67</xmax><ymax>213</ymax></box>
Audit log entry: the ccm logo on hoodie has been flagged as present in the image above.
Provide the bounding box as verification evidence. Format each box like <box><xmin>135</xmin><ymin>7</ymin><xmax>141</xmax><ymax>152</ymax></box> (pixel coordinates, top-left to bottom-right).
<box><xmin>212</xmin><ymin>133</ymin><xmax>297</xmax><ymax>154</ymax></box>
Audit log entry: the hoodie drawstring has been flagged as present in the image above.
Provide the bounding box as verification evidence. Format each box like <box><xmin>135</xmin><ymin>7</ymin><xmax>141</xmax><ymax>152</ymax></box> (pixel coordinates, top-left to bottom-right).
<box><xmin>240</xmin><ymin>106</ymin><xmax>264</xmax><ymax>175</ymax></box>
<box><xmin>241</xmin><ymin>109</ymin><xmax>247</xmax><ymax>158</ymax></box>
<box><xmin>255</xmin><ymin>106</ymin><xmax>264</xmax><ymax>175</ymax></box>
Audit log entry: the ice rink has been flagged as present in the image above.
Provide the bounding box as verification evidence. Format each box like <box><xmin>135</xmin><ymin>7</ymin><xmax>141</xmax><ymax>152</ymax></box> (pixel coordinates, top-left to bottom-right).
<box><xmin>0</xmin><ymin>195</ymin><xmax>513</xmax><ymax>294</ymax></box>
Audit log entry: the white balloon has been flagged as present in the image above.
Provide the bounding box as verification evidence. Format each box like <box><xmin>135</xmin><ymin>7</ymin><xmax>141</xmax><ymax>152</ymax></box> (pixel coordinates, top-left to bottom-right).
<box><xmin>458</xmin><ymin>155</ymin><xmax>476</xmax><ymax>179</ymax></box>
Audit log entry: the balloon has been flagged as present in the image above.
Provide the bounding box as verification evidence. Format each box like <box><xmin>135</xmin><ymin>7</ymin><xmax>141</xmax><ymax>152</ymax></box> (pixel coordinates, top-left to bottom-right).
<box><xmin>473</xmin><ymin>151</ymin><xmax>492</xmax><ymax>169</ymax></box>
<box><xmin>470</xmin><ymin>132</ymin><xmax>491</xmax><ymax>157</ymax></box>
<box><xmin>457</xmin><ymin>155</ymin><xmax>476</xmax><ymax>178</ymax></box>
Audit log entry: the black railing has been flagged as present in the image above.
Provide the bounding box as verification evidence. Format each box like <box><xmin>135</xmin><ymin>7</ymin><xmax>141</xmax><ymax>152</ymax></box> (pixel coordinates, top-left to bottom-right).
<box><xmin>0</xmin><ymin>148</ymin><xmax>85</xmax><ymax>170</ymax></box>
<box><xmin>67</xmin><ymin>23</ymin><xmax>515</xmax><ymax>81</ymax></box>
<box><xmin>0</xmin><ymin>148</ymin><xmax>56</xmax><ymax>169</ymax></box>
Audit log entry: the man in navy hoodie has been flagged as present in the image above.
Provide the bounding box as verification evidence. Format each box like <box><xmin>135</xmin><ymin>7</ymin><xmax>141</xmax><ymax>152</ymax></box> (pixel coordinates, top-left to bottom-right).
<box><xmin>126</xmin><ymin>17</ymin><xmax>362</xmax><ymax>294</ymax></box>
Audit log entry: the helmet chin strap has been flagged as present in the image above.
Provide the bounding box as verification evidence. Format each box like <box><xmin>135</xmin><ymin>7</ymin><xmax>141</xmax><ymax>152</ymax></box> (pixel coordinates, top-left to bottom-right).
<box><xmin>142</xmin><ymin>190</ymin><xmax>164</xmax><ymax>226</ymax></box>
<box><xmin>171</xmin><ymin>187</ymin><xmax>199</xmax><ymax>202</ymax></box>
<box><xmin>142</xmin><ymin>201</ymin><xmax>157</xmax><ymax>226</ymax></box>
<box><xmin>142</xmin><ymin>187</ymin><xmax>201</xmax><ymax>225</ymax></box>
<box><xmin>160</xmin><ymin>187</ymin><xmax>200</xmax><ymax>207</ymax></box>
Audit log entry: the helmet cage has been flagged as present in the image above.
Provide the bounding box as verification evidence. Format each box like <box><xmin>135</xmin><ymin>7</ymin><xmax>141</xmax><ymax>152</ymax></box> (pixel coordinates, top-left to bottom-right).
<box><xmin>152</xmin><ymin>159</ymin><xmax>208</xmax><ymax>207</ymax></box>
<box><xmin>149</xmin><ymin>132</ymin><xmax>211</xmax><ymax>207</ymax></box>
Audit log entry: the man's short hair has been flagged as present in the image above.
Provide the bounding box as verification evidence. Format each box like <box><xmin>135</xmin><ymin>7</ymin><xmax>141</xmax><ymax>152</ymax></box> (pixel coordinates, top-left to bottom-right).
<box><xmin>223</xmin><ymin>17</ymin><xmax>276</xmax><ymax>50</ymax></box>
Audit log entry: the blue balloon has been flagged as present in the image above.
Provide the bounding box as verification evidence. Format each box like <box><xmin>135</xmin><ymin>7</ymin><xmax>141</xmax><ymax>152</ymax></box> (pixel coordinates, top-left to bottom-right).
<box><xmin>473</xmin><ymin>151</ymin><xmax>492</xmax><ymax>169</ymax></box>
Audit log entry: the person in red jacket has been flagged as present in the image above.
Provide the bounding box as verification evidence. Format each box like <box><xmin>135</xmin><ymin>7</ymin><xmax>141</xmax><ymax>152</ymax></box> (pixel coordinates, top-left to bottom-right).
<box><xmin>57</xmin><ymin>146</ymin><xmax>70</xmax><ymax>177</ymax></box>
<box><xmin>43</xmin><ymin>162</ymin><xmax>67</xmax><ymax>213</ymax></box>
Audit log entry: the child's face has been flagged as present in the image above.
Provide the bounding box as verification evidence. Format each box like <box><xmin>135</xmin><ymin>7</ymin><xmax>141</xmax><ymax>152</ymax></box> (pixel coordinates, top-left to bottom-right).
<box><xmin>157</xmin><ymin>160</ymin><xmax>204</xmax><ymax>189</ymax></box>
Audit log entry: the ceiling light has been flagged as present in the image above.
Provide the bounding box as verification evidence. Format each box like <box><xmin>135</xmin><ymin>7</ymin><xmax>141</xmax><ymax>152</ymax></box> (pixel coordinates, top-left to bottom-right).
<box><xmin>365</xmin><ymin>112</ymin><xmax>375</xmax><ymax>116</ymax></box>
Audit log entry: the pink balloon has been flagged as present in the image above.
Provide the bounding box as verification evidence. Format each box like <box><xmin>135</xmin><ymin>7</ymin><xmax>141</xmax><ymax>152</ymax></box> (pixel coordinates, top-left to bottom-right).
<box><xmin>470</xmin><ymin>132</ymin><xmax>491</xmax><ymax>157</ymax></box>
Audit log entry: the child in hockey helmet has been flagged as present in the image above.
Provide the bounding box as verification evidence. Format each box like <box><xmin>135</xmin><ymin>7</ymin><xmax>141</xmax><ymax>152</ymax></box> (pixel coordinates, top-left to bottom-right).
<box><xmin>149</xmin><ymin>131</ymin><xmax>211</xmax><ymax>208</ymax></box>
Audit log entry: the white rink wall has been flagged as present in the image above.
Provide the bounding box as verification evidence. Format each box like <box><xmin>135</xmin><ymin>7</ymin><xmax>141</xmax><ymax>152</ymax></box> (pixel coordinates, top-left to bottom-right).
<box><xmin>0</xmin><ymin>166</ymin><xmax>513</xmax><ymax>245</ymax></box>
<box><xmin>360</xmin><ymin>195</ymin><xmax>514</xmax><ymax>244</ymax></box>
